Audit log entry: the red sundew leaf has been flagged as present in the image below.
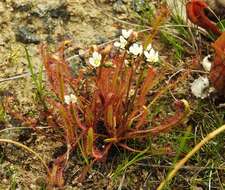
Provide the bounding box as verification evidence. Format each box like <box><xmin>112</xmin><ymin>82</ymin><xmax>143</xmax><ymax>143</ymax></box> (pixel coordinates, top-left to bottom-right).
<box><xmin>39</xmin><ymin>44</ymin><xmax>78</xmax><ymax>100</ymax></box>
<box><xmin>113</xmin><ymin>68</ymin><xmax>132</xmax><ymax>119</ymax></box>
<box><xmin>134</xmin><ymin>107</ymin><xmax>149</xmax><ymax>130</ymax></box>
<box><xmin>149</xmin><ymin>100</ymin><xmax>189</xmax><ymax>135</ymax></box>
<box><xmin>111</xmin><ymin>55</ymin><xmax>125</xmax><ymax>89</ymax></box>
<box><xmin>70</xmin><ymin>107</ymin><xmax>86</xmax><ymax>130</ymax></box>
<box><xmin>186</xmin><ymin>0</ymin><xmax>222</xmax><ymax>36</ymax></box>
<box><xmin>98</xmin><ymin>91</ymin><xmax>105</xmax><ymax>105</ymax></box>
<box><xmin>92</xmin><ymin>143</ymin><xmax>112</xmax><ymax>161</ymax></box>
<box><xmin>106</xmin><ymin>104</ymin><xmax>114</xmax><ymax>130</ymax></box>
<box><xmin>47</xmin><ymin>153</ymin><xmax>67</xmax><ymax>188</ymax></box>
<box><xmin>104</xmin><ymin>92</ymin><xmax>115</xmax><ymax>108</ymax></box>
<box><xmin>84</xmin><ymin>106</ymin><xmax>95</xmax><ymax>127</ymax></box>
<box><xmin>86</xmin><ymin>127</ymin><xmax>94</xmax><ymax>155</ymax></box>
<box><xmin>118</xmin><ymin>143</ymin><xmax>143</xmax><ymax>152</ymax></box>
<box><xmin>137</xmin><ymin>67</ymin><xmax>156</xmax><ymax>106</ymax></box>
<box><xmin>46</xmin><ymin>97</ymin><xmax>78</xmax><ymax>146</ymax></box>
<box><xmin>47</xmin><ymin>164</ymin><xmax>64</xmax><ymax>188</ymax></box>
<box><xmin>125</xmin><ymin>109</ymin><xmax>140</xmax><ymax>128</ymax></box>
<box><xmin>210</xmin><ymin>32</ymin><xmax>225</xmax><ymax>95</ymax></box>
<box><xmin>92</xmin><ymin>147</ymin><xmax>104</xmax><ymax>160</ymax></box>
<box><xmin>77</xmin><ymin>164</ymin><xmax>92</xmax><ymax>183</ymax></box>
<box><xmin>123</xmin><ymin>100</ymin><xmax>190</xmax><ymax>140</ymax></box>
<box><xmin>55</xmin><ymin>103</ymin><xmax>77</xmax><ymax>143</ymax></box>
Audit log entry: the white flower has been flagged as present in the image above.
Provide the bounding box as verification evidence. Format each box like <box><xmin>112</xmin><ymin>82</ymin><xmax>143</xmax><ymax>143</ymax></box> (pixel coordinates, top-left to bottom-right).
<box><xmin>129</xmin><ymin>43</ymin><xmax>143</xmax><ymax>56</ymax></box>
<box><xmin>191</xmin><ymin>76</ymin><xmax>209</xmax><ymax>99</ymax></box>
<box><xmin>122</xmin><ymin>29</ymin><xmax>133</xmax><ymax>39</ymax></box>
<box><xmin>89</xmin><ymin>52</ymin><xmax>102</xmax><ymax>67</ymax></box>
<box><xmin>114</xmin><ymin>36</ymin><xmax>127</xmax><ymax>49</ymax></box>
<box><xmin>64</xmin><ymin>94</ymin><xmax>77</xmax><ymax>104</ymax></box>
<box><xmin>129</xmin><ymin>89</ymin><xmax>135</xmax><ymax>97</ymax></box>
<box><xmin>124</xmin><ymin>59</ymin><xmax>129</xmax><ymax>67</ymax></box>
<box><xmin>145</xmin><ymin>44</ymin><xmax>152</xmax><ymax>51</ymax></box>
<box><xmin>144</xmin><ymin>44</ymin><xmax>159</xmax><ymax>63</ymax></box>
<box><xmin>201</xmin><ymin>55</ymin><xmax>212</xmax><ymax>72</ymax></box>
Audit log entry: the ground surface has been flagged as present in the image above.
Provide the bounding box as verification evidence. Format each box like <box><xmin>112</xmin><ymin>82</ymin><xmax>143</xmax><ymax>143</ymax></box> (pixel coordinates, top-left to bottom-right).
<box><xmin>0</xmin><ymin>1</ymin><xmax>150</xmax><ymax>189</ymax></box>
<box><xmin>0</xmin><ymin>0</ymin><xmax>224</xmax><ymax>190</ymax></box>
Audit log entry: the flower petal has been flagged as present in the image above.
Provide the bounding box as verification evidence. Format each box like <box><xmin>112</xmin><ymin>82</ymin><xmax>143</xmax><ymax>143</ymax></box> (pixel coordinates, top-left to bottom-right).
<box><xmin>146</xmin><ymin>44</ymin><xmax>152</xmax><ymax>51</ymax></box>
<box><xmin>129</xmin><ymin>43</ymin><xmax>143</xmax><ymax>56</ymax></box>
<box><xmin>114</xmin><ymin>41</ymin><xmax>121</xmax><ymax>47</ymax></box>
<box><xmin>122</xmin><ymin>29</ymin><xmax>133</xmax><ymax>39</ymax></box>
<box><xmin>93</xmin><ymin>52</ymin><xmax>99</xmax><ymax>58</ymax></box>
<box><xmin>201</xmin><ymin>55</ymin><xmax>212</xmax><ymax>72</ymax></box>
<box><xmin>89</xmin><ymin>52</ymin><xmax>102</xmax><ymax>67</ymax></box>
<box><xmin>144</xmin><ymin>50</ymin><xmax>150</xmax><ymax>59</ymax></box>
<box><xmin>89</xmin><ymin>57</ymin><xmax>94</xmax><ymax>65</ymax></box>
<box><xmin>70</xmin><ymin>94</ymin><xmax>77</xmax><ymax>104</ymax></box>
<box><xmin>64</xmin><ymin>95</ymin><xmax>71</xmax><ymax>104</ymax></box>
<box><xmin>191</xmin><ymin>76</ymin><xmax>209</xmax><ymax>98</ymax></box>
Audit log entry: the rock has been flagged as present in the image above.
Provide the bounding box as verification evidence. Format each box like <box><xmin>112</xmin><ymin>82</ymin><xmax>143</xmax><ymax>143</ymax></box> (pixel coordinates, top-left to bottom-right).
<box><xmin>15</xmin><ymin>26</ymin><xmax>40</xmax><ymax>44</ymax></box>
<box><xmin>113</xmin><ymin>0</ymin><xmax>127</xmax><ymax>14</ymax></box>
<box><xmin>95</xmin><ymin>36</ymin><xmax>107</xmax><ymax>44</ymax></box>
<box><xmin>12</xmin><ymin>3</ymin><xmax>32</xmax><ymax>12</ymax></box>
<box><xmin>132</xmin><ymin>0</ymin><xmax>145</xmax><ymax>12</ymax></box>
<box><xmin>49</xmin><ymin>3</ymin><xmax>70</xmax><ymax>21</ymax></box>
<box><xmin>31</xmin><ymin>4</ymin><xmax>48</xmax><ymax>18</ymax></box>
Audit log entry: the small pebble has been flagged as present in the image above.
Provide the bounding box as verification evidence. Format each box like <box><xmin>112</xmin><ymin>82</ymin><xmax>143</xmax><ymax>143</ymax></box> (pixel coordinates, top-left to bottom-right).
<box><xmin>15</xmin><ymin>26</ymin><xmax>40</xmax><ymax>44</ymax></box>
<box><xmin>113</xmin><ymin>0</ymin><xmax>127</xmax><ymax>14</ymax></box>
<box><xmin>132</xmin><ymin>0</ymin><xmax>145</xmax><ymax>12</ymax></box>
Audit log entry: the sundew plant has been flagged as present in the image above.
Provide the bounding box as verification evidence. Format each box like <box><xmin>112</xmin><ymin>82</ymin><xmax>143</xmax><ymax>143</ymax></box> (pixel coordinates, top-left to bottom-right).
<box><xmin>38</xmin><ymin>6</ymin><xmax>191</xmax><ymax>187</ymax></box>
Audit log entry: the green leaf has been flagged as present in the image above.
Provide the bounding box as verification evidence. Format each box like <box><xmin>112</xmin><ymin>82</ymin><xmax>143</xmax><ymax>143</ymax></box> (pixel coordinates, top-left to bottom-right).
<box><xmin>217</xmin><ymin>19</ymin><xmax>225</xmax><ymax>32</ymax></box>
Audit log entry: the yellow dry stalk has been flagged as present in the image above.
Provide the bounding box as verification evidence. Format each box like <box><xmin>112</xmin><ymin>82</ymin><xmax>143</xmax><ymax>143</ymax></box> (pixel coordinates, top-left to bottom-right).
<box><xmin>144</xmin><ymin>5</ymin><xmax>170</xmax><ymax>49</ymax></box>
<box><xmin>0</xmin><ymin>138</ymin><xmax>49</xmax><ymax>173</ymax></box>
<box><xmin>157</xmin><ymin>124</ymin><xmax>225</xmax><ymax>190</ymax></box>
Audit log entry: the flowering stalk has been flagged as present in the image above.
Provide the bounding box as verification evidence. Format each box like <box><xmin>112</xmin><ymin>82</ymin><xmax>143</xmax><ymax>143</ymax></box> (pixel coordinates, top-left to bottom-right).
<box><xmin>144</xmin><ymin>5</ymin><xmax>169</xmax><ymax>49</ymax></box>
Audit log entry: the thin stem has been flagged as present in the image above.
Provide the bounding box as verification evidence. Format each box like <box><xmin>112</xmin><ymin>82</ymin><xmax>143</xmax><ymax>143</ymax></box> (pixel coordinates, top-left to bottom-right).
<box><xmin>157</xmin><ymin>124</ymin><xmax>225</xmax><ymax>190</ymax></box>
<box><xmin>118</xmin><ymin>143</ymin><xmax>143</xmax><ymax>152</ymax></box>
<box><xmin>0</xmin><ymin>138</ymin><xmax>49</xmax><ymax>173</ymax></box>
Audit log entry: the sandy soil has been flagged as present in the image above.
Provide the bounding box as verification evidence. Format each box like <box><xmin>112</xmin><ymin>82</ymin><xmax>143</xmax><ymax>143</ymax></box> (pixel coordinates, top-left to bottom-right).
<box><xmin>0</xmin><ymin>1</ymin><xmax>142</xmax><ymax>189</ymax></box>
